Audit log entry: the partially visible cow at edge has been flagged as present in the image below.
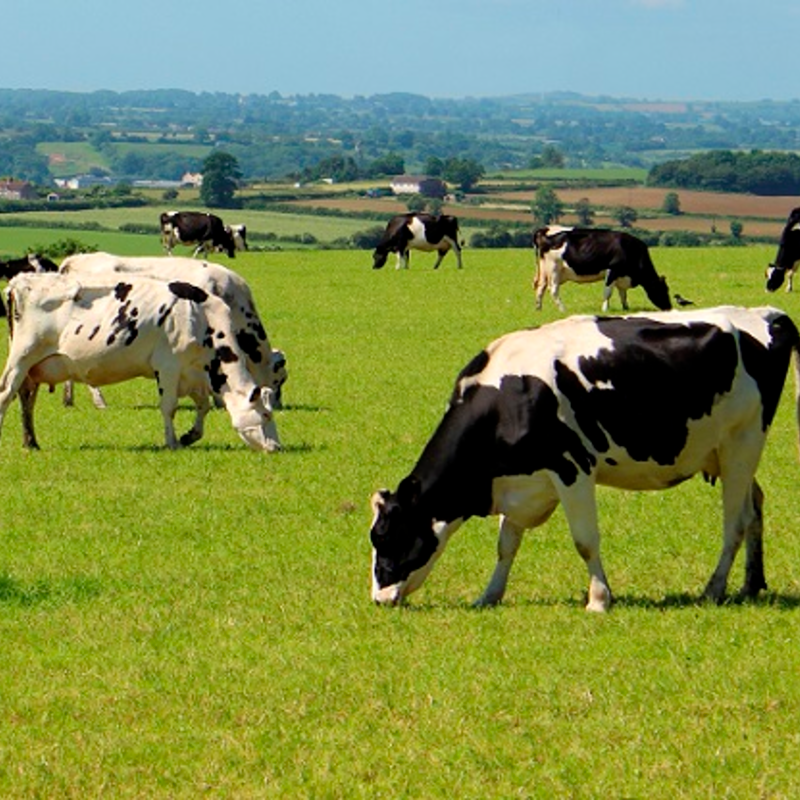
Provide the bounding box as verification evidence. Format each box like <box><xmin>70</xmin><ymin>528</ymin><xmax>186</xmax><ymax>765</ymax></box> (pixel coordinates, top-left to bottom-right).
<box><xmin>0</xmin><ymin>272</ymin><xmax>281</xmax><ymax>452</ymax></box>
<box><xmin>372</xmin><ymin>213</ymin><xmax>463</xmax><ymax>270</ymax></box>
<box><xmin>766</xmin><ymin>206</ymin><xmax>800</xmax><ymax>292</ymax></box>
<box><xmin>160</xmin><ymin>211</ymin><xmax>237</xmax><ymax>258</ymax></box>
<box><xmin>370</xmin><ymin>306</ymin><xmax>799</xmax><ymax>611</ymax></box>
<box><xmin>0</xmin><ymin>253</ymin><xmax>58</xmax><ymax>318</ymax></box>
<box><xmin>59</xmin><ymin>252</ymin><xmax>288</xmax><ymax>408</ymax></box>
<box><xmin>533</xmin><ymin>226</ymin><xmax>672</xmax><ymax>312</ymax></box>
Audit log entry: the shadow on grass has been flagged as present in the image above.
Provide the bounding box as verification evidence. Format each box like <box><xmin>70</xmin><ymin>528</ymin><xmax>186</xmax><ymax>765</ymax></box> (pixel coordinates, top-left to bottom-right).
<box><xmin>76</xmin><ymin>441</ymin><xmax>318</xmax><ymax>454</ymax></box>
<box><xmin>0</xmin><ymin>574</ymin><xmax>102</xmax><ymax>608</ymax></box>
<box><xmin>379</xmin><ymin>590</ymin><xmax>800</xmax><ymax>613</ymax></box>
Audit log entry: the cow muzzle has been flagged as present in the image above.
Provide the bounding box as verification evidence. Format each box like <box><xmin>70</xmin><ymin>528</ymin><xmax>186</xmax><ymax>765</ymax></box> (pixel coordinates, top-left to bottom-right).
<box><xmin>372</xmin><ymin>583</ymin><xmax>405</xmax><ymax>606</ymax></box>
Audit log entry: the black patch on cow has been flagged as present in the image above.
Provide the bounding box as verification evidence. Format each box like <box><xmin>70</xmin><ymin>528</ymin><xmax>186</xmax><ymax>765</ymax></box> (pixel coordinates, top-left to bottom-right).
<box><xmin>215</xmin><ymin>345</ymin><xmax>239</xmax><ymax>364</ymax></box>
<box><xmin>107</xmin><ymin>299</ymin><xmax>139</xmax><ymax>347</ymax></box>
<box><xmin>409</xmin><ymin>374</ymin><xmax>594</xmax><ymax>524</ymax></box>
<box><xmin>114</xmin><ymin>282</ymin><xmax>133</xmax><ymax>302</ymax></box>
<box><xmin>249</xmin><ymin>387</ymin><xmax>261</xmax><ymax>403</ymax></box>
<box><xmin>88</xmin><ymin>325</ymin><xmax>101</xmax><ymax>341</ymax></box>
<box><xmin>157</xmin><ymin>302</ymin><xmax>173</xmax><ymax>327</ymax></box>
<box><xmin>208</xmin><ymin>358</ymin><xmax>228</xmax><ymax>393</ymax></box>
<box><xmin>557</xmin><ymin>317</ymin><xmax>739</xmax><ymax>466</ymax></box>
<box><xmin>739</xmin><ymin>313</ymin><xmax>799</xmax><ymax>429</ymax></box>
<box><xmin>168</xmin><ymin>281</ymin><xmax>209</xmax><ymax>304</ymax></box>
<box><xmin>236</xmin><ymin>330</ymin><xmax>263</xmax><ymax>364</ymax></box>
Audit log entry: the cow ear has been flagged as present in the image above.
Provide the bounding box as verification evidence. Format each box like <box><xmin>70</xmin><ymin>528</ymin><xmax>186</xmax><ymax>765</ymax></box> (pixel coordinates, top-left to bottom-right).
<box><xmin>396</xmin><ymin>475</ymin><xmax>422</xmax><ymax>508</ymax></box>
<box><xmin>370</xmin><ymin>489</ymin><xmax>391</xmax><ymax>515</ymax></box>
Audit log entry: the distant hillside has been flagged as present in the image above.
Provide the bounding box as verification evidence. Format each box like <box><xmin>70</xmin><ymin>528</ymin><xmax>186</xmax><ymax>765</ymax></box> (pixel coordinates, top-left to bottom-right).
<box><xmin>1</xmin><ymin>88</ymin><xmax>800</xmax><ymax>183</ymax></box>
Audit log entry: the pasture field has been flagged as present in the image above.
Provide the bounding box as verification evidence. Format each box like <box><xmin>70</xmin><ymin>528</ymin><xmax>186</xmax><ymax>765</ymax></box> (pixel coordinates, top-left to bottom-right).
<box><xmin>0</xmin><ymin>208</ymin><xmax>383</xmax><ymax>250</ymax></box>
<box><xmin>0</xmin><ymin>244</ymin><xmax>799</xmax><ymax>797</ymax></box>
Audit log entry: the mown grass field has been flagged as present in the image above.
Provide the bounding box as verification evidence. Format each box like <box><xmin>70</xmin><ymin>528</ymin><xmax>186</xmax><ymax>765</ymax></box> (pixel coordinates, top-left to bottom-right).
<box><xmin>0</xmin><ymin>241</ymin><xmax>799</xmax><ymax>797</ymax></box>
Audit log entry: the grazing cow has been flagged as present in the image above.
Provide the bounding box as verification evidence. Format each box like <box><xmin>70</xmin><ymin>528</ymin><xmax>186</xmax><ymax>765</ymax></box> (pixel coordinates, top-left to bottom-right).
<box><xmin>0</xmin><ymin>273</ymin><xmax>281</xmax><ymax>452</ymax></box>
<box><xmin>160</xmin><ymin>211</ymin><xmax>236</xmax><ymax>258</ymax></box>
<box><xmin>533</xmin><ymin>226</ymin><xmax>671</xmax><ymax>312</ymax></box>
<box><xmin>370</xmin><ymin>306</ymin><xmax>799</xmax><ymax>611</ymax></box>
<box><xmin>230</xmin><ymin>224</ymin><xmax>248</xmax><ymax>252</ymax></box>
<box><xmin>765</xmin><ymin>207</ymin><xmax>800</xmax><ymax>292</ymax></box>
<box><xmin>59</xmin><ymin>252</ymin><xmax>286</xmax><ymax>404</ymax></box>
<box><xmin>372</xmin><ymin>213</ymin><xmax>463</xmax><ymax>270</ymax></box>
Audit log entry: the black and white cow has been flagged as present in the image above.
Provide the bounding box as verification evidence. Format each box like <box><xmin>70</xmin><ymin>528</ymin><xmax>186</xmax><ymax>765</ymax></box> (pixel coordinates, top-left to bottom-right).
<box><xmin>370</xmin><ymin>306</ymin><xmax>799</xmax><ymax>611</ymax></box>
<box><xmin>765</xmin><ymin>207</ymin><xmax>800</xmax><ymax>292</ymax></box>
<box><xmin>0</xmin><ymin>253</ymin><xmax>58</xmax><ymax>281</ymax></box>
<box><xmin>230</xmin><ymin>224</ymin><xmax>248</xmax><ymax>253</ymax></box>
<box><xmin>0</xmin><ymin>253</ymin><xmax>59</xmax><ymax>318</ymax></box>
<box><xmin>533</xmin><ymin>226</ymin><xmax>672</xmax><ymax>312</ymax></box>
<box><xmin>0</xmin><ymin>273</ymin><xmax>281</xmax><ymax>452</ymax></box>
<box><xmin>373</xmin><ymin>213</ymin><xmax>463</xmax><ymax>270</ymax></box>
<box><xmin>160</xmin><ymin>211</ymin><xmax>237</xmax><ymax>258</ymax></box>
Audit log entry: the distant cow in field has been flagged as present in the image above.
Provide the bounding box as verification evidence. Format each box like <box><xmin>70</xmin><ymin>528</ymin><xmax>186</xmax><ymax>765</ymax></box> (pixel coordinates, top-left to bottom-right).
<box><xmin>533</xmin><ymin>226</ymin><xmax>671</xmax><ymax>312</ymax></box>
<box><xmin>370</xmin><ymin>306</ymin><xmax>798</xmax><ymax>611</ymax></box>
<box><xmin>160</xmin><ymin>211</ymin><xmax>237</xmax><ymax>258</ymax></box>
<box><xmin>373</xmin><ymin>213</ymin><xmax>463</xmax><ymax>270</ymax></box>
<box><xmin>230</xmin><ymin>224</ymin><xmax>248</xmax><ymax>252</ymax></box>
<box><xmin>766</xmin><ymin>207</ymin><xmax>800</xmax><ymax>292</ymax></box>
<box><xmin>0</xmin><ymin>272</ymin><xmax>281</xmax><ymax>452</ymax></box>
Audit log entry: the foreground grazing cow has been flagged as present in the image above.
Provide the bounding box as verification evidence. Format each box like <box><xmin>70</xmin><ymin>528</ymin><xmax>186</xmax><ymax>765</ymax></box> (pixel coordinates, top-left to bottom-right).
<box><xmin>372</xmin><ymin>213</ymin><xmax>463</xmax><ymax>270</ymax></box>
<box><xmin>765</xmin><ymin>207</ymin><xmax>800</xmax><ymax>292</ymax></box>
<box><xmin>160</xmin><ymin>211</ymin><xmax>236</xmax><ymax>258</ymax></box>
<box><xmin>370</xmin><ymin>306</ymin><xmax>799</xmax><ymax>611</ymax></box>
<box><xmin>0</xmin><ymin>273</ymin><xmax>281</xmax><ymax>452</ymax></box>
<box><xmin>533</xmin><ymin>226</ymin><xmax>671</xmax><ymax>312</ymax></box>
<box><xmin>59</xmin><ymin>252</ymin><xmax>286</xmax><ymax>405</ymax></box>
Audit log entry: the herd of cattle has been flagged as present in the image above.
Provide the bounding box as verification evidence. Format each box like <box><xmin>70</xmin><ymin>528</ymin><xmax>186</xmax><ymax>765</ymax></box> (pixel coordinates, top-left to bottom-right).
<box><xmin>3</xmin><ymin>204</ymin><xmax>800</xmax><ymax>611</ymax></box>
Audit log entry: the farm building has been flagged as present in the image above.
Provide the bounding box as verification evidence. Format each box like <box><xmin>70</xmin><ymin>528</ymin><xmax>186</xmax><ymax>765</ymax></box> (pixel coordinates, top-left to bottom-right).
<box><xmin>0</xmin><ymin>180</ymin><xmax>37</xmax><ymax>200</ymax></box>
<box><xmin>390</xmin><ymin>175</ymin><xmax>447</xmax><ymax>198</ymax></box>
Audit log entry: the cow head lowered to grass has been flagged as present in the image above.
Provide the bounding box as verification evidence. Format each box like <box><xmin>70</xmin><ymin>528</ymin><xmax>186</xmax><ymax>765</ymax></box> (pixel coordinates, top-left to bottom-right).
<box><xmin>371</xmin><ymin>306</ymin><xmax>800</xmax><ymax>611</ymax></box>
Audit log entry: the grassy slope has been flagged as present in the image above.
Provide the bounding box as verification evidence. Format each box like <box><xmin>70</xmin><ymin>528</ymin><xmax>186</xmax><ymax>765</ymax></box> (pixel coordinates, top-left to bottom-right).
<box><xmin>0</xmin><ymin>245</ymin><xmax>797</xmax><ymax>797</ymax></box>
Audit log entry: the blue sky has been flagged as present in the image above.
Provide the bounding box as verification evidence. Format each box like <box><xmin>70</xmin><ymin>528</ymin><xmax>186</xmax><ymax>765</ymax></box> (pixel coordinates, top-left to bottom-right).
<box><xmin>5</xmin><ymin>0</ymin><xmax>797</xmax><ymax>102</ymax></box>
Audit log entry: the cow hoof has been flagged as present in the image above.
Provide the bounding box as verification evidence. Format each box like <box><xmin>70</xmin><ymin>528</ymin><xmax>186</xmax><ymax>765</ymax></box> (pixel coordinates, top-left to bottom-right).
<box><xmin>585</xmin><ymin>579</ymin><xmax>611</xmax><ymax>612</ymax></box>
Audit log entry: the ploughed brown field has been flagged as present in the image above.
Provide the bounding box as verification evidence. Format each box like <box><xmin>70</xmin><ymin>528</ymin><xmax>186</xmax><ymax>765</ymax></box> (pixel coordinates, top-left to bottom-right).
<box><xmin>289</xmin><ymin>187</ymin><xmax>798</xmax><ymax>238</ymax></box>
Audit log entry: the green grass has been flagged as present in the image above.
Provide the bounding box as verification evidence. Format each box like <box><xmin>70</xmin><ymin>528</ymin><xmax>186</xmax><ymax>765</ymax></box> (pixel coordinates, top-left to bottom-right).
<box><xmin>0</xmin><ymin>207</ymin><xmax>380</xmax><ymax>246</ymax></box>
<box><xmin>0</xmin><ymin>244</ymin><xmax>799</xmax><ymax>797</ymax></box>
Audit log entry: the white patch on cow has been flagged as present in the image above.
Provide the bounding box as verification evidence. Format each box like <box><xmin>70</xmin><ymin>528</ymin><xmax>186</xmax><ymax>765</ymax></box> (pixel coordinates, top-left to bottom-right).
<box><xmin>406</xmin><ymin>215</ymin><xmax>438</xmax><ymax>252</ymax></box>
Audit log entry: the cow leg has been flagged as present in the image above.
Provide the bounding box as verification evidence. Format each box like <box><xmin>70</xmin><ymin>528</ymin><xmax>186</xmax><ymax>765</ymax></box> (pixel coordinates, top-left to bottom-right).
<box><xmin>155</xmin><ymin>371</ymin><xmax>181</xmax><ymax>449</ymax></box>
<box><xmin>18</xmin><ymin>377</ymin><xmax>40</xmax><ymax>450</ymax></box>
<box><xmin>740</xmin><ymin>479</ymin><xmax>767</xmax><ymax>598</ymax></box>
<box><xmin>396</xmin><ymin>250</ymin><xmax>409</xmax><ymax>270</ymax></box>
<box><xmin>88</xmin><ymin>386</ymin><xmax>108</xmax><ymax>410</ymax></box>
<box><xmin>453</xmin><ymin>242</ymin><xmax>463</xmax><ymax>269</ymax></box>
<box><xmin>62</xmin><ymin>380</ymin><xmax>74</xmax><ymax>407</ymax></box>
<box><xmin>180</xmin><ymin>391</ymin><xmax>211</xmax><ymax>447</ymax></box>
<box><xmin>601</xmin><ymin>279</ymin><xmax>615</xmax><ymax>312</ymax></box>
<box><xmin>786</xmin><ymin>270</ymin><xmax>794</xmax><ymax>292</ymax></box>
<box><xmin>703</xmin><ymin>447</ymin><xmax>763</xmax><ymax>603</ymax></box>
<box><xmin>550</xmin><ymin>279</ymin><xmax>566</xmax><ymax>313</ymax></box>
<box><xmin>432</xmin><ymin>251</ymin><xmax>445</xmax><ymax>269</ymax></box>
<box><xmin>0</xmin><ymin>358</ymin><xmax>41</xmax><ymax>446</ymax></box>
<box><xmin>474</xmin><ymin>516</ymin><xmax>525</xmax><ymax>607</ymax></box>
<box><xmin>557</xmin><ymin>479</ymin><xmax>611</xmax><ymax>611</ymax></box>
<box><xmin>617</xmin><ymin>287</ymin><xmax>629</xmax><ymax>310</ymax></box>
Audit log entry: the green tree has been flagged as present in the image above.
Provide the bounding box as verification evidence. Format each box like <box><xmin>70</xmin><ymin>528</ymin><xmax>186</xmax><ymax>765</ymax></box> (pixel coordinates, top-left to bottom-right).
<box><xmin>613</xmin><ymin>205</ymin><xmax>638</xmax><ymax>228</ymax></box>
<box><xmin>406</xmin><ymin>194</ymin><xmax>427</xmax><ymax>213</ymax></box>
<box><xmin>575</xmin><ymin>197</ymin><xmax>595</xmax><ymax>226</ymax></box>
<box><xmin>200</xmin><ymin>151</ymin><xmax>242</xmax><ymax>208</ymax></box>
<box><xmin>531</xmin><ymin>186</ymin><xmax>564</xmax><ymax>226</ymax></box>
<box><xmin>541</xmin><ymin>145</ymin><xmax>565</xmax><ymax>168</ymax></box>
<box><xmin>424</xmin><ymin>156</ymin><xmax>445</xmax><ymax>177</ymax></box>
<box><xmin>662</xmin><ymin>191</ymin><xmax>681</xmax><ymax>215</ymax></box>
<box><xmin>730</xmin><ymin>220</ymin><xmax>744</xmax><ymax>239</ymax></box>
<box><xmin>443</xmin><ymin>157</ymin><xmax>485</xmax><ymax>192</ymax></box>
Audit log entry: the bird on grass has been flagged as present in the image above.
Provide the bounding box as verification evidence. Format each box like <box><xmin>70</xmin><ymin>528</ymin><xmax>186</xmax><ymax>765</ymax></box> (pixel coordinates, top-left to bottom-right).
<box><xmin>674</xmin><ymin>294</ymin><xmax>694</xmax><ymax>307</ymax></box>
